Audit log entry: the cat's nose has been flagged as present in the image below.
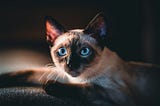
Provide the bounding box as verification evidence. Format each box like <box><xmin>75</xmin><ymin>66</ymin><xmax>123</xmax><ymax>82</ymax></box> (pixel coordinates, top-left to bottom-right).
<box><xmin>67</xmin><ymin>63</ymin><xmax>80</xmax><ymax>71</ymax></box>
<box><xmin>66</xmin><ymin>55</ymin><xmax>80</xmax><ymax>70</ymax></box>
<box><xmin>67</xmin><ymin>64</ymin><xmax>72</xmax><ymax>68</ymax></box>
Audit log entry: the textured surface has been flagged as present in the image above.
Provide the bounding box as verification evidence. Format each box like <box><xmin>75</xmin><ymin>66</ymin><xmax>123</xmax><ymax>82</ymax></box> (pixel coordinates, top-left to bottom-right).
<box><xmin>0</xmin><ymin>87</ymin><xmax>84</xmax><ymax>106</ymax></box>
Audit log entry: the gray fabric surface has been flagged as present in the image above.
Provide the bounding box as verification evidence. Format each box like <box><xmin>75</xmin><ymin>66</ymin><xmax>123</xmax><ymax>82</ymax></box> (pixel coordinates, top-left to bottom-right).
<box><xmin>0</xmin><ymin>87</ymin><xmax>85</xmax><ymax>106</ymax></box>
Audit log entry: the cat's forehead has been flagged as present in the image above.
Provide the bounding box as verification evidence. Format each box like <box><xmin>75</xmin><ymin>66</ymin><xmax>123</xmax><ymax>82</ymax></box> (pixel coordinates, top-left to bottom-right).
<box><xmin>53</xmin><ymin>29</ymin><xmax>96</xmax><ymax>47</ymax></box>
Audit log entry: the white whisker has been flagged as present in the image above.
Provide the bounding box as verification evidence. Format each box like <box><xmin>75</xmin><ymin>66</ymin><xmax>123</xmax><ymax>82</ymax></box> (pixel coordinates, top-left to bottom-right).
<box><xmin>46</xmin><ymin>70</ymin><xmax>55</xmax><ymax>79</ymax></box>
<box><xmin>54</xmin><ymin>71</ymin><xmax>60</xmax><ymax>82</ymax></box>
<box><xmin>39</xmin><ymin>70</ymin><xmax>50</xmax><ymax>81</ymax></box>
<box><xmin>38</xmin><ymin>63</ymin><xmax>57</xmax><ymax>85</ymax></box>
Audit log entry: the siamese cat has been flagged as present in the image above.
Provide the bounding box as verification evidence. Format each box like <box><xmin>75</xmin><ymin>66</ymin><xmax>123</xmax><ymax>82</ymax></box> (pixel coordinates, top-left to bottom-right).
<box><xmin>0</xmin><ymin>13</ymin><xmax>160</xmax><ymax>106</ymax></box>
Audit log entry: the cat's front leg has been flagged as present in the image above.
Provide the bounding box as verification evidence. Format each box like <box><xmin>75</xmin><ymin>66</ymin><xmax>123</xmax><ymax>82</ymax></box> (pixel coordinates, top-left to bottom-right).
<box><xmin>44</xmin><ymin>81</ymin><xmax>114</xmax><ymax>106</ymax></box>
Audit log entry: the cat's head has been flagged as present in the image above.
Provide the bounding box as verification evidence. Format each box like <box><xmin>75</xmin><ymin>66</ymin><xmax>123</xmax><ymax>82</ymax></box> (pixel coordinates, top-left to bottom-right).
<box><xmin>45</xmin><ymin>13</ymin><xmax>108</xmax><ymax>78</ymax></box>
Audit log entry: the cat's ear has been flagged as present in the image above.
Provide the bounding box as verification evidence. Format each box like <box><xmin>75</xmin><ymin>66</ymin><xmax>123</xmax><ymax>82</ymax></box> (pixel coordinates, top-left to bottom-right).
<box><xmin>84</xmin><ymin>13</ymin><xmax>107</xmax><ymax>46</ymax></box>
<box><xmin>45</xmin><ymin>16</ymin><xmax>66</xmax><ymax>45</ymax></box>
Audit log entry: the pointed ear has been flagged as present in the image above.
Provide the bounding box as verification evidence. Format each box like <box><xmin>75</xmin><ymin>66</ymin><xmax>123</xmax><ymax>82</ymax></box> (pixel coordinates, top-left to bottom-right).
<box><xmin>45</xmin><ymin>16</ymin><xmax>66</xmax><ymax>45</ymax></box>
<box><xmin>84</xmin><ymin>13</ymin><xmax>107</xmax><ymax>46</ymax></box>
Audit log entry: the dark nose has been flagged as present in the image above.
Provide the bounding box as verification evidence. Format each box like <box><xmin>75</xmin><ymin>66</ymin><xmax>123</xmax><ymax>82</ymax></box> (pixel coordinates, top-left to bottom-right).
<box><xmin>66</xmin><ymin>56</ymin><xmax>80</xmax><ymax>70</ymax></box>
<box><xmin>67</xmin><ymin>64</ymin><xmax>72</xmax><ymax>69</ymax></box>
<box><xmin>67</xmin><ymin>62</ymin><xmax>80</xmax><ymax>70</ymax></box>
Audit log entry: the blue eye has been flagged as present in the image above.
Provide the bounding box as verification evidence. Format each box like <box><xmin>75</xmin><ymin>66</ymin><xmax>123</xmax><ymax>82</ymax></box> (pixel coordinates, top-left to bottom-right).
<box><xmin>57</xmin><ymin>47</ymin><xmax>67</xmax><ymax>56</ymax></box>
<box><xmin>80</xmin><ymin>47</ymin><xmax>91</xmax><ymax>57</ymax></box>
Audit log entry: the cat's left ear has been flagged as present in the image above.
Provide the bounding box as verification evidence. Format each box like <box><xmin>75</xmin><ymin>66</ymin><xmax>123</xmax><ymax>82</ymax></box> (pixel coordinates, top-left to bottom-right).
<box><xmin>45</xmin><ymin>16</ymin><xmax>66</xmax><ymax>46</ymax></box>
<box><xmin>84</xmin><ymin>13</ymin><xmax>107</xmax><ymax>46</ymax></box>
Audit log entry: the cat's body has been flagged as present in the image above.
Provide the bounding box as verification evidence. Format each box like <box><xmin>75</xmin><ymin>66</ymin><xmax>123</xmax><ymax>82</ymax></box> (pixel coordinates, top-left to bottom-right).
<box><xmin>45</xmin><ymin>46</ymin><xmax>160</xmax><ymax>106</ymax></box>
<box><xmin>0</xmin><ymin>13</ymin><xmax>160</xmax><ymax>106</ymax></box>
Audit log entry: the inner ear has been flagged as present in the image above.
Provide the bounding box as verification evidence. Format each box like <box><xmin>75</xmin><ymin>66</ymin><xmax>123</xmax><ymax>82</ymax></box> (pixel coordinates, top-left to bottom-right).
<box><xmin>83</xmin><ymin>13</ymin><xmax>107</xmax><ymax>46</ymax></box>
<box><xmin>45</xmin><ymin>16</ymin><xmax>66</xmax><ymax>45</ymax></box>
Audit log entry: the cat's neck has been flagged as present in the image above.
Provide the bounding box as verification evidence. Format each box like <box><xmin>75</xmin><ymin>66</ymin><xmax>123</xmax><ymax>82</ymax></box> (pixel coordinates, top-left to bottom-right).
<box><xmin>87</xmin><ymin>47</ymin><xmax>129</xmax><ymax>88</ymax></box>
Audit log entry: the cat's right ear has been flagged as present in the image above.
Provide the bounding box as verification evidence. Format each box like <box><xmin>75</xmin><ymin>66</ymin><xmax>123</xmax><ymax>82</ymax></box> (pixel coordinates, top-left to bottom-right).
<box><xmin>83</xmin><ymin>13</ymin><xmax>108</xmax><ymax>47</ymax></box>
<box><xmin>45</xmin><ymin>16</ymin><xmax>66</xmax><ymax>46</ymax></box>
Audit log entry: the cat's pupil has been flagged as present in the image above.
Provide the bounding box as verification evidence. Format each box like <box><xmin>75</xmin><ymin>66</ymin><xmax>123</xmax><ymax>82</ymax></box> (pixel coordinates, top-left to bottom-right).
<box><xmin>80</xmin><ymin>47</ymin><xmax>90</xmax><ymax>57</ymax></box>
<box><xmin>57</xmin><ymin>47</ymin><xmax>67</xmax><ymax>56</ymax></box>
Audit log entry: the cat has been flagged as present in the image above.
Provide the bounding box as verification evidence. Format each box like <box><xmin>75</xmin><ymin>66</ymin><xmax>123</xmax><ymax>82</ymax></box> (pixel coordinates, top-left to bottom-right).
<box><xmin>0</xmin><ymin>13</ymin><xmax>160</xmax><ymax>106</ymax></box>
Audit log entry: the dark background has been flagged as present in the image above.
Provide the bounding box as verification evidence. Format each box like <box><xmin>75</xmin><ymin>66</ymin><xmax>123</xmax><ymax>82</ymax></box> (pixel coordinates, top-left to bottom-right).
<box><xmin>0</xmin><ymin>0</ymin><xmax>159</xmax><ymax>64</ymax></box>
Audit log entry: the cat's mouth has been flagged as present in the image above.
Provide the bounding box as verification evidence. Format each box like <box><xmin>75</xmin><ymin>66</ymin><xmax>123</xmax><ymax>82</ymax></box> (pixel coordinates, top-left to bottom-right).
<box><xmin>66</xmin><ymin>70</ymin><xmax>80</xmax><ymax>77</ymax></box>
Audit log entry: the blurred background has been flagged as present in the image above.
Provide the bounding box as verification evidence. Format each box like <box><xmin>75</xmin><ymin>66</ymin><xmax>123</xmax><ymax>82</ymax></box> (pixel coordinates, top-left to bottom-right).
<box><xmin>0</xmin><ymin>0</ymin><xmax>160</xmax><ymax>65</ymax></box>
